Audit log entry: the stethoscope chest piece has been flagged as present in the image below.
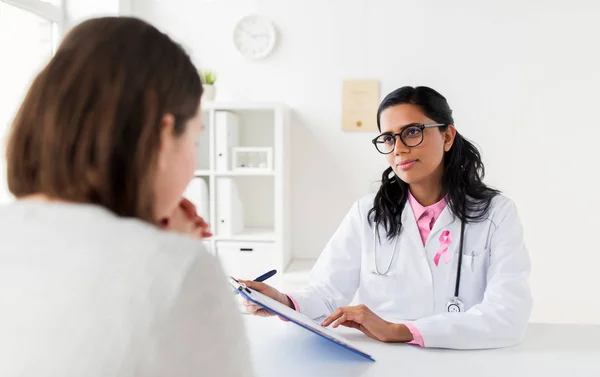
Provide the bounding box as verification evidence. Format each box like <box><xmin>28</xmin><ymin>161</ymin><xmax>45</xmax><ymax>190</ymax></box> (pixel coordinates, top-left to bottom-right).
<box><xmin>446</xmin><ymin>297</ymin><xmax>464</xmax><ymax>313</ymax></box>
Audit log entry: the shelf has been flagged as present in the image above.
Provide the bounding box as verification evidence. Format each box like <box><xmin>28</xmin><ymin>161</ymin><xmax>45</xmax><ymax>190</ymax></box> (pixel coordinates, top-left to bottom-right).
<box><xmin>193</xmin><ymin>170</ymin><xmax>275</xmax><ymax>177</ymax></box>
<box><xmin>210</xmin><ymin>228</ymin><xmax>276</xmax><ymax>242</ymax></box>
<box><xmin>189</xmin><ymin>100</ymin><xmax>290</xmax><ymax>280</ymax></box>
<box><xmin>217</xmin><ymin>170</ymin><xmax>275</xmax><ymax>177</ymax></box>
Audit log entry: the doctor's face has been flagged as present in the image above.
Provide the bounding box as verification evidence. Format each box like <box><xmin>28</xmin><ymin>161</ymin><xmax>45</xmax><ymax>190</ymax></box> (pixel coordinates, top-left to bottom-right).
<box><xmin>378</xmin><ymin>104</ymin><xmax>454</xmax><ymax>185</ymax></box>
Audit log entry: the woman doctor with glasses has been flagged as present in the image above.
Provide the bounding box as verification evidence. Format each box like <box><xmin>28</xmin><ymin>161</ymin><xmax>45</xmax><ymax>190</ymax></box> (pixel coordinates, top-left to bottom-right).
<box><xmin>240</xmin><ymin>86</ymin><xmax>532</xmax><ymax>350</ymax></box>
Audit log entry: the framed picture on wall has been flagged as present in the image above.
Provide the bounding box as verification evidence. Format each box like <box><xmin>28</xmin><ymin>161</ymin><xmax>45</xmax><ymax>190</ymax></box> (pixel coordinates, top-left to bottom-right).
<box><xmin>342</xmin><ymin>79</ymin><xmax>380</xmax><ymax>132</ymax></box>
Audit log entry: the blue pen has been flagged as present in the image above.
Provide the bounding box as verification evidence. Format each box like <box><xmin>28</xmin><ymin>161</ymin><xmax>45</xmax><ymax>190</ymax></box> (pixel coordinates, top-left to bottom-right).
<box><xmin>253</xmin><ymin>269</ymin><xmax>277</xmax><ymax>282</ymax></box>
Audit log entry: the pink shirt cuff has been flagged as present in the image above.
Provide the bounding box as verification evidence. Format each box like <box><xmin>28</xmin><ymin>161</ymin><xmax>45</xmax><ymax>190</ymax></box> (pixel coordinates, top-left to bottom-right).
<box><xmin>404</xmin><ymin>323</ymin><xmax>424</xmax><ymax>347</ymax></box>
<box><xmin>277</xmin><ymin>294</ymin><xmax>300</xmax><ymax>322</ymax></box>
<box><xmin>288</xmin><ymin>295</ymin><xmax>300</xmax><ymax>311</ymax></box>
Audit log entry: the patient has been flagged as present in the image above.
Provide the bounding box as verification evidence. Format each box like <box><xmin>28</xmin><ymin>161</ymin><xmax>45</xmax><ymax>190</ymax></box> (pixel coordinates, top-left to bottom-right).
<box><xmin>0</xmin><ymin>17</ymin><xmax>252</xmax><ymax>377</ymax></box>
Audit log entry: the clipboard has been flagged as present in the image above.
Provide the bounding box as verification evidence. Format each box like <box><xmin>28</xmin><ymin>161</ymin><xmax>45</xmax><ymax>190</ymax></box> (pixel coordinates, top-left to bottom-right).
<box><xmin>229</xmin><ymin>277</ymin><xmax>375</xmax><ymax>362</ymax></box>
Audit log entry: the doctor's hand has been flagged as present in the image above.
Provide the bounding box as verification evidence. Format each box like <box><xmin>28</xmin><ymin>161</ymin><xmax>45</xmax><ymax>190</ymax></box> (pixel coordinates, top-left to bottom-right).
<box><xmin>159</xmin><ymin>198</ymin><xmax>213</xmax><ymax>239</ymax></box>
<box><xmin>237</xmin><ymin>280</ymin><xmax>295</xmax><ymax>317</ymax></box>
<box><xmin>321</xmin><ymin>305</ymin><xmax>413</xmax><ymax>343</ymax></box>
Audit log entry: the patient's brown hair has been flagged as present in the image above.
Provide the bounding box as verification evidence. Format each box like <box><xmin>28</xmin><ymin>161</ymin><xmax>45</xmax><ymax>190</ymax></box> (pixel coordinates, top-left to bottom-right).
<box><xmin>6</xmin><ymin>17</ymin><xmax>202</xmax><ymax>222</ymax></box>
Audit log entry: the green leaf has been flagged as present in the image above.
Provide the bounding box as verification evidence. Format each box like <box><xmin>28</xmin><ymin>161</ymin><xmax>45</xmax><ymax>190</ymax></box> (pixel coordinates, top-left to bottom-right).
<box><xmin>200</xmin><ymin>70</ymin><xmax>217</xmax><ymax>85</ymax></box>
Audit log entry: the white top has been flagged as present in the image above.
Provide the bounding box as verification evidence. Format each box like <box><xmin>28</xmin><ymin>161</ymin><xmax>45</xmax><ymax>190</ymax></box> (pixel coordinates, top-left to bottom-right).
<box><xmin>0</xmin><ymin>201</ymin><xmax>252</xmax><ymax>377</ymax></box>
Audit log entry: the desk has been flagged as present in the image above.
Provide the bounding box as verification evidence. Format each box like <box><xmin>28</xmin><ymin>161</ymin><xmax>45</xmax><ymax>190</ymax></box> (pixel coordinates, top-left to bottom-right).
<box><xmin>242</xmin><ymin>315</ymin><xmax>600</xmax><ymax>377</ymax></box>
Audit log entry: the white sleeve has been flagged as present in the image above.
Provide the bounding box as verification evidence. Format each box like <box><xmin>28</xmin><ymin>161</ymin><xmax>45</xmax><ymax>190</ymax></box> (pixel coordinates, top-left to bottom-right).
<box><xmin>411</xmin><ymin>198</ymin><xmax>533</xmax><ymax>349</ymax></box>
<box><xmin>289</xmin><ymin>201</ymin><xmax>364</xmax><ymax>320</ymax></box>
<box><xmin>138</xmin><ymin>252</ymin><xmax>254</xmax><ymax>377</ymax></box>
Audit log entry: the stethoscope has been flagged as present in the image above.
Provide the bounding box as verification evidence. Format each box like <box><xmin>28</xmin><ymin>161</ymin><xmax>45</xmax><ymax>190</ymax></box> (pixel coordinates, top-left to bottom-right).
<box><xmin>372</xmin><ymin>220</ymin><xmax>466</xmax><ymax>313</ymax></box>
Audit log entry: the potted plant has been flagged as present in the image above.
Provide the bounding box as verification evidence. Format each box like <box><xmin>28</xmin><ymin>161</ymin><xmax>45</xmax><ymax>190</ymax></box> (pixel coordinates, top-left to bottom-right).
<box><xmin>200</xmin><ymin>70</ymin><xmax>217</xmax><ymax>102</ymax></box>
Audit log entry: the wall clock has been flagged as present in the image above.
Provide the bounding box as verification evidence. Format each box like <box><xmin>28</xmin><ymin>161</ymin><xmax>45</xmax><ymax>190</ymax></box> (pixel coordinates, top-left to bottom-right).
<box><xmin>233</xmin><ymin>15</ymin><xmax>277</xmax><ymax>60</ymax></box>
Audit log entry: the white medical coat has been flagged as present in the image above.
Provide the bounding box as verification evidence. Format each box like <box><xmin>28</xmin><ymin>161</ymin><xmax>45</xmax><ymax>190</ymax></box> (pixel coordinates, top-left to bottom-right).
<box><xmin>290</xmin><ymin>194</ymin><xmax>532</xmax><ymax>349</ymax></box>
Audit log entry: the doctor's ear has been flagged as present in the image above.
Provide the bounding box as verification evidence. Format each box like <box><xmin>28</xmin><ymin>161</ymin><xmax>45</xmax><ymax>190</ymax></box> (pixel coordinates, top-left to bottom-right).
<box><xmin>443</xmin><ymin>125</ymin><xmax>457</xmax><ymax>152</ymax></box>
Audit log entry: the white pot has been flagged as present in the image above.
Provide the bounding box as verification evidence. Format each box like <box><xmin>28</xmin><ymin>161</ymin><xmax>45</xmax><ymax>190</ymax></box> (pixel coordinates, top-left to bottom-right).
<box><xmin>203</xmin><ymin>85</ymin><xmax>216</xmax><ymax>101</ymax></box>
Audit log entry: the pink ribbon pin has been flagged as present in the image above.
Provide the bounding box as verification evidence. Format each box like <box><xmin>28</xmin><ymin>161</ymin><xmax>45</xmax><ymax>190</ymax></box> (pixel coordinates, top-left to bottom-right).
<box><xmin>434</xmin><ymin>230</ymin><xmax>452</xmax><ymax>266</ymax></box>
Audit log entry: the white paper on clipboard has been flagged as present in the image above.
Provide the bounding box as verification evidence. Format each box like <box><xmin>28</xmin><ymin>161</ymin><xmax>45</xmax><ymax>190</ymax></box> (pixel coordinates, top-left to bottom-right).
<box><xmin>228</xmin><ymin>277</ymin><xmax>375</xmax><ymax>361</ymax></box>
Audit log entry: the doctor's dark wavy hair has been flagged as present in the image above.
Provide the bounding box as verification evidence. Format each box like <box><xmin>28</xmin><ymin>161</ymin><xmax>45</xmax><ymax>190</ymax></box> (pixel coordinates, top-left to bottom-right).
<box><xmin>368</xmin><ymin>86</ymin><xmax>500</xmax><ymax>240</ymax></box>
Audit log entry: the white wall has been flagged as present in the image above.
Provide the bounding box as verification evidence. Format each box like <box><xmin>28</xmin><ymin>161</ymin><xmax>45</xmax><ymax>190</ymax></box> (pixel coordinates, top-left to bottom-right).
<box><xmin>0</xmin><ymin>0</ymin><xmax>58</xmax><ymax>204</ymax></box>
<box><xmin>65</xmin><ymin>0</ymin><xmax>120</xmax><ymax>25</ymax></box>
<box><xmin>0</xmin><ymin>0</ymin><xmax>127</xmax><ymax>204</ymax></box>
<box><xmin>132</xmin><ymin>0</ymin><xmax>600</xmax><ymax>324</ymax></box>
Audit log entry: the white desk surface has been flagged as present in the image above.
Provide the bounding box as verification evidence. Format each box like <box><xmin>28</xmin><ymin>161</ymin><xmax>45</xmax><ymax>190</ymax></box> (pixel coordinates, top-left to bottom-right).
<box><xmin>242</xmin><ymin>315</ymin><xmax>600</xmax><ymax>377</ymax></box>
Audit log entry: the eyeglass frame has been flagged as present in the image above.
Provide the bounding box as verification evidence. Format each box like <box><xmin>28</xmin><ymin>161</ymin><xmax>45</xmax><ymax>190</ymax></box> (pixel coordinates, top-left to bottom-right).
<box><xmin>371</xmin><ymin>123</ymin><xmax>447</xmax><ymax>154</ymax></box>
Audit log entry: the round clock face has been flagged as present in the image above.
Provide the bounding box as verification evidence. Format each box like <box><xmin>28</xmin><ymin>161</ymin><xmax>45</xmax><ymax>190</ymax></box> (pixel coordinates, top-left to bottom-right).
<box><xmin>233</xmin><ymin>15</ymin><xmax>276</xmax><ymax>60</ymax></box>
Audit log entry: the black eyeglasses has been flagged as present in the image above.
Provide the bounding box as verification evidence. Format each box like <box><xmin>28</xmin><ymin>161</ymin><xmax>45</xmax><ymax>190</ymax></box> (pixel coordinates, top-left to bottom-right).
<box><xmin>371</xmin><ymin>123</ymin><xmax>447</xmax><ymax>154</ymax></box>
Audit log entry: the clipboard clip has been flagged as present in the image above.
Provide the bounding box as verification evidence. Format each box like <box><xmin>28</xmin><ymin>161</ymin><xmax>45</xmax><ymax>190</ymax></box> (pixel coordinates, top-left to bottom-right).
<box><xmin>228</xmin><ymin>276</ymin><xmax>251</xmax><ymax>294</ymax></box>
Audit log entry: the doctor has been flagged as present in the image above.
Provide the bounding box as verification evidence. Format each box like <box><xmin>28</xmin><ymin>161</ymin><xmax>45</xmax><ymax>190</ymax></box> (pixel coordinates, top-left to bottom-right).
<box><xmin>241</xmin><ymin>86</ymin><xmax>532</xmax><ymax>350</ymax></box>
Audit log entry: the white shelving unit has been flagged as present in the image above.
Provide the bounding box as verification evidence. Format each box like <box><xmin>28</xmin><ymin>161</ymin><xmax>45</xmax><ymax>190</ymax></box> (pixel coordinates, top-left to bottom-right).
<box><xmin>185</xmin><ymin>101</ymin><xmax>291</xmax><ymax>287</ymax></box>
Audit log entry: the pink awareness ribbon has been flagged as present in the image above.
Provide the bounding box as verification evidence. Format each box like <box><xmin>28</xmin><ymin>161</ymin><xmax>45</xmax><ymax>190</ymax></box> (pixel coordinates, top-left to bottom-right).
<box><xmin>434</xmin><ymin>230</ymin><xmax>452</xmax><ymax>266</ymax></box>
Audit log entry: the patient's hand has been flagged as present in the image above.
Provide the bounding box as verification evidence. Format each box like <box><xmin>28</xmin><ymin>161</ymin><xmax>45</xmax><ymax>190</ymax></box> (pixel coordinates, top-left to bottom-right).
<box><xmin>160</xmin><ymin>197</ymin><xmax>212</xmax><ymax>239</ymax></box>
